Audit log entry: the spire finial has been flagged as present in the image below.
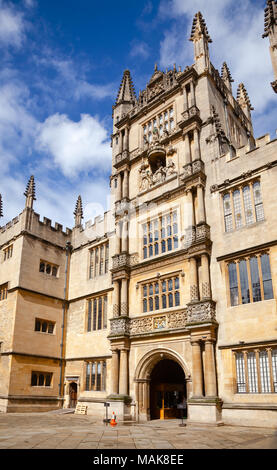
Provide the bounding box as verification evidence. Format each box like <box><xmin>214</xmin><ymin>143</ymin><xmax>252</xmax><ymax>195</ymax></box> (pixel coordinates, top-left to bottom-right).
<box><xmin>74</xmin><ymin>195</ymin><xmax>83</xmax><ymax>228</ymax></box>
<box><xmin>24</xmin><ymin>175</ymin><xmax>36</xmax><ymax>209</ymax></box>
<box><xmin>262</xmin><ymin>0</ymin><xmax>277</xmax><ymax>38</ymax></box>
<box><xmin>189</xmin><ymin>11</ymin><xmax>212</xmax><ymax>43</ymax></box>
<box><xmin>237</xmin><ymin>83</ymin><xmax>254</xmax><ymax>119</ymax></box>
<box><xmin>115</xmin><ymin>69</ymin><xmax>136</xmax><ymax>106</ymax></box>
<box><xmin>221</xmin><ymin>62</ymin><xmax>234</xmax><ymax>91</ymax></box>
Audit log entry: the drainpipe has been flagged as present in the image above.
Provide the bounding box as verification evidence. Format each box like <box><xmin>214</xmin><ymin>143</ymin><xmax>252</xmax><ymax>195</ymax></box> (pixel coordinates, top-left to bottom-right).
<box><xmin>59</xmin><ymin>241</ymin><xmax>73</xmax><ymax>399</ymax></box>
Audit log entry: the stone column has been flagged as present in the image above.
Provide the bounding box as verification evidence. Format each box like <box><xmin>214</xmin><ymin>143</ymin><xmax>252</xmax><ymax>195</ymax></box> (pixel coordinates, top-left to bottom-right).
<box><xmin>190</xmin><ymin>81</ymin><xmax>196</xmax><ymax>107</ymax></box>
<box><xmin>122</xmin><ymin>169</ymin><xmax>129</xmax><ymax>199</ymax></box>
<box><xmin>113</xmin><ymin>281</ymin><xmax>120</xmax><ymax>317</ymax></box>
<box><xmin>115</xmin><ymin>223</ymin><xmax>121</xmax><ymax>255</ymax></box>
<box><xmin>197</xmin><ymin>184</ymin><xmax>206</xmax><ymax>224</ymax></box>
<box><xmin>121</xmin><ymin>278</ymin><xmax>128</xmax><ymax>316</ymax></box>
<box><xmin>121</xmin><ymin>218</ymin><xmax>128</xmax><ymax>253</ymax></box>
<box><xmin>119</xmin><ymin>349</ymin><xmax>129</xmax><ymax>396</ymax></box>
<box><xmin>111</xmin><ymin>349</ymin><xmax>119</xmax><ymax>394</ymax></box>
<box><xmin>115</xmin><ymin>172</ymin><xmax>122</xmax><ymax>202</ymax></box>
<box><xmin>119</xmin><ymin>131</ymin><xmax>123</xmax><ymax>154</ymax></box>
<box><xmin>184</xmin><ymin>133</ymin><xmax>192</xmax><ymax>165</ymax></box>
<box><xmin>186</xmin><ymin>189</ymin><xmax>195</xmax><ymax>227</ymax></box>
<box><xmin>191</xmin><ymin>340</ymin><xmax>203</xmax><ymax>397</ymax></box>
<box><xmin>190</xmin><ymin>257</ymin><xmax>199</xmax><ymax>302</ymax></box>
<box><xmin>123</xmin><ymin>127</ymin><xmax>129</xmax><ymax>151</ymax></box>
<box><xmin>193</xmin><ymin>128</ymin><xmax>201</xmax><ymax>161</ymax></box>
<box><xmin>184</xmin><ymin>86</ymin><xmax>189</xmax><ymax>111</ymax></box>
<box><xmin>201</xmin><ymin>254</ymin><xmax>211</xmax><ymax>300</ymax></box>
<box><xmin>204</xmin><ymin>339</ymin><xmax>217</xmax><ymax>397</ymax></box>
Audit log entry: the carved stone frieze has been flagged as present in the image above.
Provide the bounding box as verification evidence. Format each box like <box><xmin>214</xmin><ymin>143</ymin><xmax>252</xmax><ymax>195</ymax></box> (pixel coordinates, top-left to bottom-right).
<box><xmin>187</xmin><ymin>300</ymin><xmax>216</xmax><ymax>324</ymax></box>
<box><xmin>129</xmin><ymin>309</ymin><xmax>187</xmax><ymax>336</ymax></box>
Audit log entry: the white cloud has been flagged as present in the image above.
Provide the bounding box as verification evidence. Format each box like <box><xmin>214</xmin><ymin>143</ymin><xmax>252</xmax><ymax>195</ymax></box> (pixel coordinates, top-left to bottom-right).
<box><xmin>130</xmin><ymin>40</ymin><xmax>150</xmax><ymax>59</ymax></box>
<box><xmin>0</xmin><ymin>1</ymin><xmax>26</xmax><ymax>47</ymax></box>
<box><xmin>158</xmin><ymin>0</ymin><xmax>275</xmax><ymax>130</ymax></box>
<box><xmin>36</xmin><ymin>113</ymin><xmax>112</xmax><ymax>178</ymax></box>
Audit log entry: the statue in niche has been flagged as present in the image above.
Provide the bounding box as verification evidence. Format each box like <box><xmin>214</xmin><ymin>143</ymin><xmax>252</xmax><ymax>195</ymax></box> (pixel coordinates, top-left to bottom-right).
<box><xmin>166</xmin><ymin>158</ymin><xmax>176</xmax><ymax>177</ymax></box>
<box><xmin>153</xmin><ymin>165</ymin><xmax>166</xmax><ymax>185</ymax></box>
<box><xmin>139</xmin><ymin>160</ymin><xmax>153</xmax><ymax>191</ymax></box>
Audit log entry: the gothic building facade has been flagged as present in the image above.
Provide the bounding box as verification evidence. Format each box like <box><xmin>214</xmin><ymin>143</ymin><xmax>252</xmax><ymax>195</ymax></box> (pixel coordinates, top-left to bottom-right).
<box><xmin>0</xmin><ymin>4</ymin><xmax>277</xmax><ymax>428</ymax></box>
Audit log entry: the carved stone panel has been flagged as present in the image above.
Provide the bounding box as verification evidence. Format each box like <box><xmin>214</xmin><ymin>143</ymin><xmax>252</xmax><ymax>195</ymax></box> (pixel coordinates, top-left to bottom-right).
<box><xmin>187</xmin><ymin>300</ymin><xmax>216</xmax><ymax>324</ymax></box>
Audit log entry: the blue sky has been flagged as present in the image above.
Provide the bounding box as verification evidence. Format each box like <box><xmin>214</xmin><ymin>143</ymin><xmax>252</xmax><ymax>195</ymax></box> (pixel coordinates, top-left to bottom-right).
<box><xmin>0</xmin><ymin>0</ymin><xmax>276</xmax><ymax>229</ymax></box>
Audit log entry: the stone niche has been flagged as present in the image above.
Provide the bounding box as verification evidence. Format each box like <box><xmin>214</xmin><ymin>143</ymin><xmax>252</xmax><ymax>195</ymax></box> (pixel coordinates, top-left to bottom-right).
<box><xmin>139</xmin><ymin>137</ymin><xmax>177</xmax><ymax>193</ymax></box>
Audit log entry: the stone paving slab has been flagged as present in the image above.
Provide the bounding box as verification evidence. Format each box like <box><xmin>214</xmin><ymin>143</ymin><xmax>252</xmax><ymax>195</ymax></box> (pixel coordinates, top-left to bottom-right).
<box><xmin>0</xmin><ymin>413</ymin><xmax>276</xmax><ymax>449</ymax></box>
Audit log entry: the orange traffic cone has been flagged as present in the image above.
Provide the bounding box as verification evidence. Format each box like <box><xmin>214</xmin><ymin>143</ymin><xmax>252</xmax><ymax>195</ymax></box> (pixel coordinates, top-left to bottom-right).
<box><xmin>110</xmin><ymin>412</ymin><xmax>117</xmax><ymax>427</ymax></box>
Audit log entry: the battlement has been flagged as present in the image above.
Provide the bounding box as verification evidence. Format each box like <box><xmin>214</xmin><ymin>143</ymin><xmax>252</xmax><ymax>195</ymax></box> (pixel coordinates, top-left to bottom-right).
<box><xmin>209</xmin><ymin>132</ymin><xmax>277</xmax><ymax>190</ymax></box>
<box><xmin>0</xmin><ymin>209</ymin><xmax>72</xmax><ymax>249</ymax></box>
<box><xmin>32</xmin><ymin>212</ymin><xmax>72</xmax><ymax>236</ymax></box>
<box><xmin>71</xmin><ymin>209</ymin><xmax>114</xmax><ymax>250</ymax></box>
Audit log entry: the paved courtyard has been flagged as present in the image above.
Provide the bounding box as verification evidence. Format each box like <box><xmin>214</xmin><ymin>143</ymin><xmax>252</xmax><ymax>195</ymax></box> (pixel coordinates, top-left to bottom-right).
<box><xmin>0</xmin><ymin>412</ymin><xmax>276</xmax><ymax>449</ymax></box>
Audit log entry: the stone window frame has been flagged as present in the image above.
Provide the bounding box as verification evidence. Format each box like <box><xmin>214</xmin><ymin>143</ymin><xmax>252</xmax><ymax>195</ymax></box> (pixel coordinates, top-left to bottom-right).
<box><xmin>141</xmin><ymin>208</ymin><xmax>179</xmax><ymax>261</ymax></box>
<box><xmin>141</xmin><ymin>272</ymin><xmax>181</xmax><ymax>314</ymax></box>
<box><xmin>86</xmin><ymin>294</ymin><xmax>108</xmax><ymax>332</ymax></box>
<box><xmin>0</xmin><ymin>283</ymin><xmax>8</xmax><ymax>301</ymax></box>
<box><xmin>34</xmin><ymin>318</ymin><xmax>56</xmax><ymax>335</ymax></box>
<box><xmin>226</xmin><ymin>251</ymin><xmax>274</xmax><ymax>307</ymax></box>
<box><xmin>88</xmin><ymin>241</ymin><xmax>109</xmax><ymax>280</ymax></box>
<box><xmin>84</xmin><ymin>359</ymin><xmax>106</xmax><ymax>392</ymax></box>
<box><xmin>31</xmin><ymin>371</ymin><xmax>53</xmax><ymax>388</ymax></box>
<box><xmin>233</xmin><ymin>347</ymin><xmax>277</xmax><ymax>394</ymax></box>
<box><xmin>222</xmin><ymin>179</ymin><xmax>265</xmax><ymax>233</ymax></box>
<box><xmin>3</xmin><ymin>244</ymin><xmax>13</xmax><ymax>261</ymax></box>
<box><xmin>39</xmin><ymin>260</ymin><xmax>59</xmax><ymax>277</ymax></box>
<box><xmin>142</xmin><ymin>104</ymin><xmax>175</xmax><ymax>145</ymax></box>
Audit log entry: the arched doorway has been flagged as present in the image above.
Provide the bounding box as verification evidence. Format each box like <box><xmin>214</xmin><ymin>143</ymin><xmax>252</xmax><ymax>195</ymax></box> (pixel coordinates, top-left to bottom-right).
<box><xmin>150</xmin><ymin>359</ymin><xmax>187</xmax><ymax>420</ymax></box>
<box><xmin>69</xmin><ymin>382</ymin><xmax>77</xmax><ymax>409</ymax></box>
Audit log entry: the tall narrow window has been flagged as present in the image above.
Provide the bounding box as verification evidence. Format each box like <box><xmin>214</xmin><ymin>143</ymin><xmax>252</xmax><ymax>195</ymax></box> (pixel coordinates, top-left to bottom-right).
<box><xmin>0</xmin><ymin>283</ymin><xmax>8</xmax><ymax>301</ymax></box>
<box><xmin>233</xmin><ymin>190</ymin><xmax>243</xmax><ymax>229</ymax></box>
<box><xmin>239</xmin><ymin>260</ymin><xmax>250</xmax><ymax>304</ymax></box>
<box><xmin>253</xmin><ymin>181</ymin><xmax>264</xmax><ymax>222</ymax></box>
<box><xmin>247</xmin><ymin>352</ymin><xmax>258</xmax><ymax>393</ymax></box>
<box><xmin>228</xmin><ymin>263</ymin><xmax>238</xmax><ymax>306</ymax></box>
<box><xmin>260</xmin><ymin>254</ymin><xmax>273</xmax><ymax>300</ymax></box>
<box><xmin>236</xmin><ymin>353</ymin><xmax>246</xmax><ymax>393</ymax></box>
<box><xmin>223</xmin><ymin>193</ymin><xmax>233</xmax><ymax>232</ymax></box>
<box><xmin>259</xmin><ymin>351</ymin><xmax>271</xmax><ymax>393</ymax></box>
<box><xmin>249</xmin><ymin>257</ymin><xmax>261</xmax><ymax>302</ymax></box>
<box><xmin>87</xmin><ymin>301</ymin><xmax>92</xmax><ymax>332</ymax></box>
<box><xmin>272</xmin><ymin>350</ymin><xmax>277</xmax><ymax>393</ymax></box>
<box><xmin>86</xmin><ymin>363</ymin><xmax>91</xmax><ymax>391</ymax></box>
<box><xmin>243</xmin><ymin>186</ymin><xmax>254</xmax><ymax>225</ymax></box>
